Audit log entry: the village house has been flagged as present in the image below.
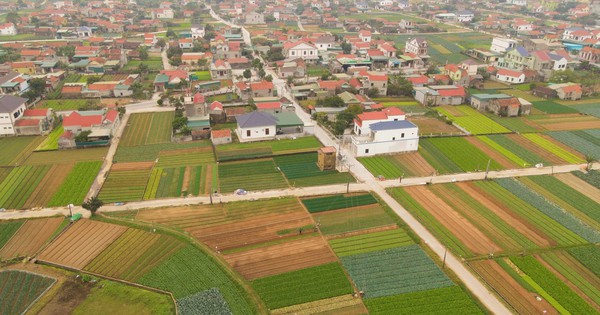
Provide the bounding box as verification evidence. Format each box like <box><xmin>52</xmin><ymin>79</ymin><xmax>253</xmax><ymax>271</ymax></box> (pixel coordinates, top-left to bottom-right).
<box><xmin>0</xmin><ymin>71</ymin><xmax>29</xmax><ymax>95</ymax></box>
<box><xmin>282</xmin><ymin>41</ymin><xmax>319</xmax><ymax>63</ymax></box>
<box><xmin>495</xmin><ymin>68</ymin><xmax>525</xmax><ymax>84</ymax></box>
<box><xmin>209</xmin><ymin>60</ymin><xmax>232</xmax><ymax>80</ymax></box>
<box><xmin>235</xmin><ymin>81</ymin><xmax>275</xmax><ymax>100</ymax></box>
<box><xmin>546</xmin><ymin>83</ymin><xmax>583</xmax><ymax>100</ymax></box>
<box><xmin>413</xmin><ymin>85</ymin><xmax>466</xmax><ymax>106</ymax></box>
<box><xmin>211</xmin><ymin>129</ymin><xmax>232</xmax><ymax>145</ymax></box>
<box><xmin>0</xmin><ymin>23</ymin><xmax>17</xmax><ymax>36</ymax></box>
<box><xmin>245</xmin><ymin>12</ymin><xmax>265</xmax><ymax>24</ymax></box>
<box><xmin>13</xmin><ymin>108</ymin><xmax>54</xmax><ymax>135</ymax></box>
<box><xmin>404</xmin><ymin>37</ymin><xmax>429</xmax><ymax>58</ymax></box>
<box><xmin>0</xmin><ymin>95</ymin><xmax>27</xmax><ymax>136</ymax></box>
<box><xmin>60</xmin><ymin>109</ymin><xmax>120</xmax><ymax>147</ymax></box>
<box><xmin>278</xmin><ymin>58</ymin><xmax>306</xmax><ymax>78</ymax></box>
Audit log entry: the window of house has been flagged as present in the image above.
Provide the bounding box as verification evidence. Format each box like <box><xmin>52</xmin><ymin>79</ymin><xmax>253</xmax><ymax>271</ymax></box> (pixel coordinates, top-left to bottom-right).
<box><xmin>365</xmin><ymin>149</ymin><xmax>369</xmax><ymax>153</ymax></box>
<box><xmin>392</xmin><ymin>137</ymin><xmax>396</xmax><ymax>140</ymax></box>
<box><xmin>401</xmin><ymin>133</ymin><xmax>405</xmax><ymax>138</ymax></box>
<box><xmin>265</xmin><ymin>128</ymin><xmax>269</xmax><ymax>135</ymax></box>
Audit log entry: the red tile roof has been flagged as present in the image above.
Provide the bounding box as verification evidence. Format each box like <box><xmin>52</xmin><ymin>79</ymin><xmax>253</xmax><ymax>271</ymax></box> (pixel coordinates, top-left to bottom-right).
<box><xmin>256</xmin><ymin>102</ymin><xmax>281</xmax><ymax>110</ymax></box>
<box><xmin>210</xmin><ymin>101</ymin><xmax>223</xmax><ymax>110</ymax></box>
<box><xmin>14</xmin><ymin>119</ymin><xmax>40</xmax><ymax>127</ymax></box>
<box><xmin>63</xmin><ymin>111</ymin><xmax>103</xmax><ymax>127</ymax></box>
<box><xmin>193</xmin><ymin>92</ymin><xmax>205</xmax><ymax>104</ymax></box>
<box><xmin>437</xmin><ymin>86</ymin><xmax>466</xmax><ymax>97</ymax></box>
<box><xmin>250</xmin><ymin>81</ymin><xmax>274</xmax><ymax>91</ymax></box>
<box><xmin>23</xmin><ymin>109</ymin><xmax>49</xmax><ymax>117</ymax></box>
<box><xmin>104</xmin><ymin>110</ymin><xmax>118</xmax><ymax>122</ymax></box>
<box><xmin>383</xmin><ymin>107</ymin><xmax>405</xmax><ymax>116</ymax></box>
<box><xmin>560</xmin><ymin>84</ymin><xmax>582</xmax><ymax>93</ymax></box>
<box><xmin>211</xmin><ymin>129</ymin><xmax>231</xmax><ymax>138</ymax></box>
<box><xmin>497</xmin><ymin>69</ymin><xmax>524</xmax><ymax>77</ymax></box>
<box><xmin>318</xmin><ymin>80</ymin><xmax>345</xmax><ymax>90</ymax></box>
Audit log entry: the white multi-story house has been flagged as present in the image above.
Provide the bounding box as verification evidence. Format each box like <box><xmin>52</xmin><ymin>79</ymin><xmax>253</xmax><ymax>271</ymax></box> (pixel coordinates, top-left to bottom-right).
<box><xmin>359</xmin><ymin>30</ymin><xmax>371</xmax><ymax>42</ymax></box>
<box><xmin>0</xmin><ymin>23</ymin><xmax>17</xmax><ymax>36</ymax></box>
<box><xmin>496</xmin><ymin>69</ymin><xmax>525</xmax><ymax>84</ymax></box>
<box><xmin>282</xmin><ymin>41</ymin><xmax>319</xmax><ymax>62</ymax></box>
<box><xmin>191</xmin><ymin>26</ymin><xmax>205</xmax><ymax>39</ymax></box>
<box><xmin>0</xmin><ymin>95</ymin><xmax>27</xmax><ymax>136</ymax></box>
<box><xmin>404</xmin><ymin>38</ymin><xmax>428</xmax><ymax>57</ymax></box>
<box><xmin>379</xmin><ymin>0</ymin><xmax>393</xmax><ymax>7</ymax></box>
<box><xmin>507</xmin><ymin>0</ymin><xmax>527</xmax><ymax>6</ymax></box>
<box><xmin>152</xmin><ymin>8</ymin><xmax>174</xmax><ymax>19</ymax></box>
<box><xmin>562</xmin><ymin>27</ymin><xmax>592</xmax><ymax>41</ymax></box>
<box><xmin>456</xmin><ymin>10</ymin><xmax>474</xmax><ymax>22</ymax></box>
<box><xmin>490</xmin><ymin>37</ymin><xmax>518</xmax><ymax>53</ymax></box>
<box><xmin>245</xmin><ymin>12</ymin><xmax>265</xmax><ymax>24</ymax></box>
<box><xmin>315</xmin><ymin>35</ymin><xmax>335</xmax><ymax>51</ymax></box>
<box><xmin>352</xmin><ymin>107</ymin><xmax>419</xmax><ymax>157</ymax></box>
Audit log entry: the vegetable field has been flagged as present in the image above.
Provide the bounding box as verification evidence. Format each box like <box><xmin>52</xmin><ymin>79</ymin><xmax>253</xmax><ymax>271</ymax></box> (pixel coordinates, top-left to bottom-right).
<box><xmin>99</xmin><ymin>168</ymin><xmax>152</xmax><ymax>203</ymax></box>
<box><xmin>364</xmin><ymin>286</ymin><xmax>484</xmax><ymax>315</ymax></box>
<box><xmin>218</xmin><ymin>159</ymin><xmax>288</xmax><ymax>192</ymax></box>
<box><xmin>522</xmin><ymin>134</ymin><xmax>583</xmax><ymax>164</ymax></box>
<box><xmin>329</xmin><ymin>228</ymin><xmax>414</xmax><ymax>257</ymax></box>
<box><xmin>251</xmin><ymin>263</ymin><xmax>354</xmax><ymax>309</ymax></box>
<box><xmin>156</xmin><ymin>147</ymin><xmax>215</xmax><ymax>167</ymax></box>
<box><xmin>359</xmin><ymin>152</ymin><xmax>435</xmax><ymax>178</ymax></box>
<box><xmin>422</xmin><ymin>137</ymin><xmax>504</xmax><ymax>172</ymax></box>
<box><xmin>47</xmin><ymin>161</ymin><xmax>102</xmax><ymax>206</ymax></box>
<box><xmin>479</xmin><ymin>134</ymin><xmax>547</xmax><ymax>166</ymax></box>
<box><xmin>547</xmin><ymin>129</ymin><xmax>600</xmax><ymax>157</ymax></box>
<box><xmin>436</xmin><ymin>106</ymin><xmax>510</xmax><ymax>135</ymax></box>
<box><xmin>341</xmin><ymin>245</ymin><xmax>453</xmax><ymax>298</ymax></box>
<box><xmin>532</xmin><ymin>100</ymin><xmax>579</xmax><ymax>114</ymax></box>
<box><xmin>35</xmin><ymin>125</ymin><xmax>63</xmax><ymax>151</ymax></box>
<box><xmin>573</xmin><ymin>170</ymin><xmax>600</xmax><ymax>189</ymax></box>
<box><xmin>271</xmin><ymin>294</ymin><xmax>366</xmax><ymax>315</ymax></box>
<box><xmin>0</xmin><ymin>165</ymin><xmax>50</xmax><ymax>209</ymax></box>
<box><xmin>176</xmin><ymin>288</ymin><xmax>232</xmax><ymax>315</ymax></box>
<box><xmin>120</xmin><ymin>112</ymin><xmax>174</xmax><ymax>147</ymax></box>
<box><xmin>313</xmin><ymin>204</ymin><xmax>396</xmax><ymax>235</ymax></box>
<box><xmin>114</xmin><ymin>141</ymin><xmax>211</xmax><ymax>162</ymax></box>
<box><xmin>301</xmin><ymin>193</ymin><xmax>377</xmax><ymax>213</ymax></box>
<box><xmin>0</xmin><ymin>270</ymin><xmax>56</xmax><ymax>315</ymax></box>
<box><xmin>0</xmin><ymin>217</ymin><xmax>64</xmax><ymax>260</ymax></box>
<box><xmin>273</xmin><ymin>153</ymin><xmax>354</xmax><ymax>187</ymax></box>
<box><xmin>0</xmin><ymin>136</ymin><xmax>43</xmax><ymax>166</ymax></box>
<box><xmin>37</xmin><ymin>99</ymin><xmax>98</xmax><ymax>110</ymax></box>
<box><xmin>568</xmin><ymin>246</ymin><xmax>600</xmax><ymax>277</ymax></box>
<box><xmin>0</xmin><ymin>221</ymin><xmax>24</xmax><ymax>250</ymax></box>
<box><xmin>215</xmin><ymin>136</ymin><xmax>321</xmax><ymax>161</ymax></box>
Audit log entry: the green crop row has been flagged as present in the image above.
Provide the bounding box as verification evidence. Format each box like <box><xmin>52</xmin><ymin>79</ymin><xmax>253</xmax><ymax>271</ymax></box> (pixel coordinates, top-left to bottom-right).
<box><xmin>341</xmin><ymin>245</ymin><xmax>454</xmax><ymax>299</ymax></box>
<box><xmin>114</xmin><ymin>141</ymin><xmax>210</xmax><ymax>162</ymax></box>
<box><xmin>176</xmin><ymin>288</ymin><xmax>232</xmax><ymax>315</ymax></box>
<box><xmin>302</xmin><ymin>193</ymin><xmax>377</xmax><ymax>213</ymax></box>
<box><xmin>358</xmin><ymin>156</ymin><xmax>405</xmax><ymax>179</ymax></box>
<box><xmin>251</xmin><ymin>263</ymin><xmax>353</xmax><ymax>309</ymax></box>
<box><xmin>485</xmin><ymin>135</ymin><xmax>547</xmax><ymax>166</ymax></box>
<box><xmin>497</xmin><ymin>178</ymin><xmax>600</xmax><ymax>243</ymax></box>
<box><xmin>138</xmin><ymin>245</ymin><xmax>257</xmax><ymax>315</ymax></box>
<box><xmin>568</xmin><ymin>246</ymin><xmax>600</xmax><ymax>278</ymax></box>
<box><xmin>329</xmin><ymin>228</ymin><xmax>413</xmax><ymax>257</ymax></box>
<box><xmin>218</xmin><ymin>160</ymin><xmax>288</xmax><ymax>193</ymax></box>
<box><xmin>418</xmin><ymin>140</ymin><xmax>462</xmax><ymax>174</ymax></box>
<box><xmin>425</xmin><ymin>137</ymin><xmax>503</xmax><ymax>173</ymax></box>
<box><xmin>0</xmin><ymin>221</ymin><xmax>24</xmax><ymax>250</ymax></box>
<box><xmin>0</xmin><ymin>165</ymin><xmax>50</xmax><ymax>209</ymax></box>
<box><xmin>0</xmin><ymin>270</ymin><xmax>56</xmax><ymax>315</ymax></box>
<box><xmin>48</xmin><ymin>161</ymin><xmax>102</xmax><ymax>207</ymax></box>
<box><xmin>522</xmin><ymin>134</ymin><xmax>583</xmax><ymax>164</ymax></box>
<box><xmin>510</xmin><ymin>255</ymin><xmax>596</xmax><ymax>315</ymax></box>
<box><xmin>143</xmin><ymin>168</ymin><xmax>163</xmax><ymax>200</ymax></box>
<box><xmin>572</xmin><ymin>170</ymin><xmax>600</xmax><ymax>189</ymax></box>
<box><xmin>99</xmin><ymin>169</ymin><xmax>151</xmax><ymax>203</ymax></box>
<box><xmin>365</xmin><ymin>286</ymin><xmax>484</xmax><ymax>315</ymax></box>
<box><xmin>155</xmin><ymin>167</ymin><xmax>185</xmax><ymax>198</ymax></box>
<box><xmin>156</xmin><ymin>151</ymin><xmax>215</xmax><ymax>168</ymax></box>
<box><xmin>436</xmin><ymin>106</ymin><xmax>510</xmax><ymax>135</ymax></box>
<box><xmin>477</xmin><ymin>136</ymin><xmax>525</xmax><ymax>167</ymax></box>
<box><xmin>547</xmin><ymin>130</ymin><xmax>600</xmax><ymax>158</ymax></box>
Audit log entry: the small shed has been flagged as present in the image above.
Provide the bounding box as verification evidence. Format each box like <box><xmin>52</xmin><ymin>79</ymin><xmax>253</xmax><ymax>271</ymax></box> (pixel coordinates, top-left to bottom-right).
<box><xmin>318</xmin><ymin>146</ymin><xmax>337</xmax><ymax>171</ymax></box>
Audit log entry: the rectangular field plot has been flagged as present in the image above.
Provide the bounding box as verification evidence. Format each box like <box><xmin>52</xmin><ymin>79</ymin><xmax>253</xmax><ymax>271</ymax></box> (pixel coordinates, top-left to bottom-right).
<box><xmin>313</xmin><ymin>204</ymin><xmax>396</xmax><ymax>236</ymax></box>
<box><xmin>364</xmin><ymin>286</ymin><xmax>483</xmax><ymax>315</ymax></box>
<box><xmin>156</xmin><ymin>147</ymin><xmax>215</xmax><ymax>167</ymax></box>
<box><xmin>532</xmin><ymin>100</ymin><xmax>579</xmax><ymax>114</ymax></box>
<box><xmin>47</xmin><ymin>161</ymin><xmax>102</xmax><ymax>207</ymax></box>
<box><xmin>341</xmin><ymin>245</ymin><xmax>453</xmax><ymax>298</ymax></box>
<box><xmin>271</xmin><ymin>294</ymin><xmax>366</xmax><ymax>315</ymax></box>
<box><xmin>114</xmin><ymin>141</ymin><xmax>211</xmax><ymax>162</ymax></box>
<box><xmin>120</xmin><ymin>112</ymin><xmax>174</xmax><ymax>147</ymax></box>
<box><xmin>23</xmin><ymin>147</ymin><xmax>108</xmax><ymax>165</ymax></box>
<box><xmin>0</xmin><ymin>221</ymin><xmax>24</xmax><ymax>250</ymax></box>
<box><xmin>330</xmin><ymin>228</ymin><xmax>413</xmax><ymax>257</ymax></box>
<box><xmin>84</xmin><ymin>229</ymin><xmax>184</xmax><ymax>281</ymax></box>
<box><xmin>0</xmin><ymin>165</ymin><xmax>51</xmax><ymax>209</ymax></box>
<box><xmin>273</xmin><ymin>153</ymin><xmax>354</xmax><ymax>187</ymax></box>
<box><xmin>218</xmin><ymin>159</ymin><xmax>288</xmax><ymax>193</ymax></box>
<box><xmin>479</xmin><ymin>135</ymin><xmax>549</xmax><ymax>167</ymax></box>
<box><xmin>223</xmin><ymin>236</ymin><xmax>337</xmax><ymax>280</ymax></box>
<box><xmin>38</xmin><ymin>219</ymin><xmax>127</xmax><ymax>269</ymax></box>
<box><xmin>21</xmin><ymin>164</ymin><xmax>74</xmax><ymax>209</ymax></box>
<box><xmin>301</xmin><ymin>193</ymin><xmax>377</xmax><ymax>213</ymax></box>
<box><xmin>0</xmin><ymin>217</ymin><xmax>64</xmax><ymax>260</ymax></box>
<box><xmin>0</xmin><ymin>136</ymin><xmax>43</xmax><ymax>166</ymax></box>
<box><xmin>510</xmin><ymin>255</ymin><xmax>597</xmax><ymax>314</ymax></box>
<box><xmin>547</xmin><ymin>129</ymin><xmax>600</xmax><ymax>158</ymax></box>
<box><xmin>436</xmin><ymin>106</ymin><xmax>510</xmax><ymax>135</ymax></box>
<box><xmin>138</xmin><ymin>245</ymin><xmax>256</xmax><ymax>315</ymax></box>
<box><xmin>99</xmin><ymin>168</ymin><xmax>152</xmax><ymax>203</ymax></box>
<box><xmin>420</xmin><ymin>137</ymin><xmax>504</xmax><ymax>173</ymax></box>
<box><xmin>251</xmin><ymin>263</ymin><xmax>354</xmax><ymax>309</ymax></box>
<box><xmin>568</xmin><ymin>246</ymin><xmax>600</xmax><ymax>277</ymax></box>
<box><xmin>0</xmin><ymin>270</ymin><xmax>56</xmax><ymax>315</ymax></box>
<box><xmin>527</xmin><ymin>113</ymin><xmax>600</xmax><ymax>131</ymax></box>
<box><xmin>215</xmin><ymin>136</ymin><xmax>321</xmax><ymax>161</ymax></box>
<box><xmin>359</xmin><ymin>152</ymin><xmax>435</xmax><ymax>178</ymax></box>
<box><xmin>572</xmin><ymin>170</ymin><xmax>600</xmax><ymax>189</ymax></box>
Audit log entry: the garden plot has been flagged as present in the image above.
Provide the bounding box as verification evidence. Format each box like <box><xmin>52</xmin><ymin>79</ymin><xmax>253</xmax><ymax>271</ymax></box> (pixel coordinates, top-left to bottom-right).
<box><xmin>0</xmin><ymin>270</ymin><xmax>56</xmax><ymax>315</ymax></box>
<box><xmin>329</xmin><ymin>228</ymin><xmax>414</xmax><ymax>257</ymax></box>
<box><xmin>301</xmin><ymin>193</ymin><xmax>377</xmax><ymax>213</ymax></box>
<box><xmin>421</xmin><ymin>137</ymin><xmax>504</xmax><ymax>173</ymax></box>
<box><xmin>114</xmin><ymin>141</ymin><xmax>211</xmax><ymax>162</ymax></box>
<box><xmin>271</xmin><ymin>295</ymin><xmax>366</xmax><ymax>315</ymax></box>
<box><xmin>218</xmin><ymin>159</ymin><xmax>288</xmax><ymax>193</ymax></box>
<box><xmin>23</xmin><ymin>147</ymin><xmax>108</xmax><ymax>165</ymax></box>
<box><xmin>251</xmin><ymin>263</ymin><xmax>354</xmax><ymax>309</ymax></box>
<box><xmin>156</xmin><ymin>147</ymin><xmax>215</xmax><ymax>168</ymax></box>
<box><xmin>341</xmin><ymin>245</ymin><xmax>453</xmax><ymax>298</ymax></box>
<box><xmin>573</xmin><ymin>170</ymin><xmax>600</xmax><ymax>189</ymax></box>
<box><xmin>547</xmin><ymin>129</ymin><xmax>600</xmax><ymax>157</ymax></box>
<box><xmin>479</xmin><ymin>134</ymin><xmax>548</xmax><ymax>167</ymax></box>
<box><xmin>84</xmin><ymin>229</ymin><xmax>184</xmax><ymax>281</ymax></box>
<box><xmin>215</xmin><ymin>136</ymin><xmax>321</xmax><ymax>161</ymax></box>
<box><xmin>0</xmin><ymin>165</ymin><xmax>51</xmax><ymax>209</ymax></box>
<box><xmin>527</xmin><ymin>113</ymin><xmax>600</xmax><ymax>131</ymax></box>
<box><xmin>22</xmin><ymin>164</ymin><xmax>73</xmax><ymax>208</ymax></box>
<box><xmin>522</xmin><ymin>134</ymin><xmax>584</xmax><ymax>164</ymax></box>
<box><xmin>503</xmin><ymin>134</ymin><xmax>573</xmax><ymax>165</ymax></box>
<box><xmin>273</xmin><ymin>153</ymin><xmax>354</xmax><ymax>187</ymax></box>
<box><xmin>223</xmin><ymin>236</ymin><xmax>337</xmax><ymax>280</ymax></box>
<box><xmin>568</xmin><ymin>246</ymin><xmax>600</xmax><ymax>277</ymax></box>
<box><xmin>408</xmin><ymin>116</ymin><xmax>463</xmax><ymax>135</ymax></box>
<box><xmin>99</xmin><ymin>164</ymin><xmax>153</xmax><ymax>203</ymax></box>
<box><xmin>0</xmin><ymin>221</ymin><xmax>24</xmax><ymax>249</ymax></box>
<box><xmin>0</xmin><ymin>217</ymin><xmax>65</xmax><ymax>260</ymax></box>
<box><xmin>436</xmin><ymin>106</ymin><xmax>510</xmax><ymax>135</ymax></box>
<box><xmin>313</xmin><ymin>204</ymin><xmax>397</xmax><ymax>236</ymax></box>
<box><xmin>38</xmin><ymin>219</ymin><xmax>127</xmax><ymax>269</ymax></box>
<box><xmin>120</xmin><ymin>112</ymin><xmax>174</xmax><ymax>147</ymax></box>
<box><xmin>555</xmin><ymin>173</ymin><xmax>600</xmax><ymax>205</ymax></box>
<box><xmin>359</xmin><ymin>152</ymin><xmax>435</xmax><ymax>178</ymax></box>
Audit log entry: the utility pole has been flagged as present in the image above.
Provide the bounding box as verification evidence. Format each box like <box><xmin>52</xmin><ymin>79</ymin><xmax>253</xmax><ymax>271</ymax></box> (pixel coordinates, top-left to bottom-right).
<box><xmin>484</xmin><ymin>159</ymin><xmax>491</xmax><ymax>180</ymax></box>
<box><xmin>442</xmin><ymin>247</ymin><xmax>447</xmax><ymax>269</ymax></box>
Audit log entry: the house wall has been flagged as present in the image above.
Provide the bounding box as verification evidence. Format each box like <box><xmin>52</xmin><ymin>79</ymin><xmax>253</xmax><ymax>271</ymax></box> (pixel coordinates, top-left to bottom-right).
<box><xmin>237</xmin><ymin>125</ymin><xmax>276</xmax><ymax>141</ymax></box>
<box><xmin>496</xmin><ymin>73</ymin><xmax>524</xmax><ymax>83</ymax></box>
<box><xmin>15</xmin><ymin>124</ymin><xmax>41</xmax><ymax>135</ymax></box>
<box><xmin>212</xmin><ymin>136</ymin><xmax>232</xmax><ymax>145</ymax></box>
<box><xmin>0</xmin><ymin>104</ymin><xmax>25</xmax><ymax>136</ymax></box>
<box><xmin>353</xmin><ymin>137</ymin><xmax>419</xmax><ymax>157</ymax></box>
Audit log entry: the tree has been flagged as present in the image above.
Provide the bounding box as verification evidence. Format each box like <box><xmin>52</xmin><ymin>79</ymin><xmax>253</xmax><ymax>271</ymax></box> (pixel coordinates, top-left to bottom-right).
<box><xmin>138</xmin><ymin>46</ymin><xmax>149</xmax><ymax>60</ymax></box>
<box><xmin>166</xmin><ymin>29</ymin><xmax>177</xmax><ymax>38</ymax></box>
<box><xmin>82</xmin><ymin>196</ymin><xmax>104</xmax><ymax>215</ymax></box>
<box><xmin>243</xmin><ymin>69</ymin><xmax>252</xmax><ymax>80</ymax></box>
<box><xmin>136</xmin><ymin>63</ymin><xmax>149</xmax><ymax>74</ymax></box>
<box><xmin>252</xmin><ymin>58</ymin><xmax>262</xmax><ymax>69</ymax></box>
<box><xmin>258</xmin><ymin>68</ymin><xmax>266</xmax><ymax>79</ymax></box>
<box><xmin>477</xmin><ymin>67</ymin><xmax>490</xmax><ymax>80</ymax></box>
<box><xmin>295</xmin><ymin>3</ymin><xmax>305</xmax><ymax>15</ymax></box>
<box><xmin>367</xmin><ymin>87</ymin><xmax>379</xmax><ymax>98</ymax></box>
<box><xmin>167</xmin><ymin>45</ymin><xmax>183</xmax><ymax>59</ymax></box>
<box><xmin>157</xmin><ymin>99</ymin><xmax>164</xmax><ymax>106</ymax></box>
<box><xmin>57</xmin><ymin>45</ymin><xmax>76</xmax><ymax>60</ymax></box>
<box><xmin>156</xmin><ymin>38</ymin><xmax>167</xmax><ymax>49</ymax></box>
<box><xmin>387</xmin><ymin>75</ymin><xmax>413</xmax><ymax>96</ymax></box>
<box><xmin>585</xmin><ymin>155</ymin><xmax>597</xmax><ymax>172</ymax></box>
<box><xmin>5</xmin><ymin>12</ymin><xmax>19</xmax><ymax>24</ymax></box>
<box><xmin>22</xmin><ymin>78</ymin><xmax>46</xmax><ymax>101</ymax></box>
<box><xmin>265</xmin><ymin>74</ymin><xmax>273</xmax><ymax>82</ymax></box>
<box><xmin>341</xmin><ymin>42</ymin><xmax>352</xmax><ymax>54</ymax></box>
<box><xmin>172</xmin><ymin>116</ymin><xmax>188</xmax><ymax>131</ymax></box>
<box><xmin>75</xmin><ymin>130</ymin><xmax>92</xmax><ymax>143</ymax></box>
<box><xmin>316</xmin><ymin>95</ymin><xmax>345</xmax><ymax>107</ymax></box>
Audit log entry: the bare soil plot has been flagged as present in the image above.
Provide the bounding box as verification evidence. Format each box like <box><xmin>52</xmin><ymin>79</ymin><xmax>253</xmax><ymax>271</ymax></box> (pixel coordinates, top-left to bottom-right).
<box><xmin>189</xmin><ymin>211</ymin><xmax>315</xmax><ymax>250</ymax></box>
<box><xmin>403</xmin><ymin>186</ymin><xmax>502</xmax><ymax>255</ymax></box>
<box><xmin>110</xmin><ymin>161</ymin><xmax>154</xmax><ymax>171</ymax></box>
<box><xmin>37</xmin><ymin>220</ymin><xmax>127</xmax><ymax>269</ymax></box>
<box><xmin>409</xmin><ymin>116</ymin><xmax>463</xmax><ymax>135</ymax></box>
<box><xmin>532</xmin><ymin>114</ymin><xmax>600</xmax><ymax>131</ymax></box>
<box><xmin>0</xmin><ymin>217</ymin><xmax>64</xmax><ymax>260</ymax></box>
<box><xmin>464</xmin><ymin>137</ymin><xmax>516</xmax><ymax>169</ymax></box>
<box><xmin>24</xmin><ymin>147</ymin><xmax>108</xmax><ymax>165</ymax></box>
<box><xmin>505</xmin><ymin>134</ymin><xmax>569</xmax><ymax>165</ymax></box>
<box><xmin>458</xmin><ymin>182</ymin><xmax>553</xmax><ymax>248</ymax></box>
<box><xmin>223</xmin><ymin>236</ymin><xmax>337</xmax><ymax>280</ymax></box>
<box><xmin>391</xmin><ymin>152</ymin><xmax>435</xmax><ymax>177</ymax></box>
<box><xmin>271</xmin><ymin>295</ymin><xmax>366</xmax><ymax>315</ymax></box>
<box><xmin>555</xmin><ymin>173</ymin><xmax>600</xmax><ymax>205</ymax></box>
<box><xmin>469</xmin><ymin>259</ymin><xmax>557</xmax><ymax>315</ymax></box>
<box><xmin>23</xmin><ymin>164</ymin><xmax>73</xmax><ymax>208</ymax></box>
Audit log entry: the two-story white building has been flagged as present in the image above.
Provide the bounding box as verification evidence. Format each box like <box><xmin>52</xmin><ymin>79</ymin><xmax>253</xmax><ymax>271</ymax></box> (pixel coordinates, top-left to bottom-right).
<box><xmin>0</xmin><ymin>95</ymin><xmax>27</xmax><ymax>136</ymax></box>
<box><xmin>0</xmin><ymin>23</ymin><xmax>17</xmax><ymax>36</ymax></box>
<box><xmin>282</xmin><ymin>41</ymin><xmax>319</xmax><ymax>62</ymax></box>
<box><xmin>405</xmin><ymin>38</ymin><xmax>429</xmax><ymax>57</ymax></box>
<box><xmin>352</xmin><ymin>107</ymin><xmax>419</xmax><ymax>157</ymax></box>
<box><xmin>490</xmin><ymin>37</ymin><xmax>518</xmax><ymax>53</ymax></box>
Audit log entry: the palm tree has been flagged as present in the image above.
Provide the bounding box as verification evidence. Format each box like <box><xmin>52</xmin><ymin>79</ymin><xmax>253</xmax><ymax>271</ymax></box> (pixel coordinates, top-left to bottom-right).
<box><xmin>585</xmin><ymin>155</ymin><xmax>597</xmax><ymax>171</ymax></box>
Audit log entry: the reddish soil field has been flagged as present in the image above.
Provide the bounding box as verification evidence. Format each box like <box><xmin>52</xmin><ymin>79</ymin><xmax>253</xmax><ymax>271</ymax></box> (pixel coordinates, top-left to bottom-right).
<box><xmin>189</xmin><ymin>211</ymin><xmax>315</xmax><ymax>250</ymax></box>
<box><xmin>404</xmin><ymin>186</ymin><xmax>502</xmax><ymax>255</ymax></box>
<box><xmin>0</xmin><ymin>217</ymin><xmax>64</xmax><ymax>260</ymax></box>
<box><xmin>469</xmin><ymin>259</ymin><xmax>557</xmax><ymax>315</ymax></box>
<box><xmin>110</xmin><ymin>161</ymin><xmax>154</xmax><ymax>171</ymax></box>
<box><xmin>505</xmin><ymin>134</ymin><xmax>568</xmax><ymax>165</ymax></box>
<box><xmin>223</xmin><ymin>236</ymin><xmax>337</xmax><ymax>280</ymax></box>
<box><xmin>409</xmin><ymin>116</ymin><xmax>462</xmax><ymax>135</ymax></box>
<box><xmin>458</xmin><ymin>182</ymin><xmax>553</xmax><ymax>248</ymax></box>
<box><xmin>37</xmin><ymin>220</ymin><xmax>127</xmax><ymax>269</ymax></box>
<box><xmin>391</xmin><ymin>152</ymin><xmax>435</xmax><ymax>177</ymax></box>
<box><xmin>464</xmin><ymin>137</ymin><xmax>516</xmax><ymax>169</ymax></box>
<box><xmin>23</xmin><ymin>164</ymin><xmax>73</xmax><ymax>208</ymax></box>
<box><xmin>555</xmin><ymin>173</ymin><xmax>600</xmax><ymax>204</ymax></box>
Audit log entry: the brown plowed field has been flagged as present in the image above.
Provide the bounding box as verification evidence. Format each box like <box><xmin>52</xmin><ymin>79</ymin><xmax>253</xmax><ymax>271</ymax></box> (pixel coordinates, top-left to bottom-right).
<box><xmin>189</xmin><ymin>211</ymin><xmax>314</xmax><ymax>250</ymax></box>
<box><xmin>409</xmin><ymin>116</ymin><xmax>462</xmax><ymax>134</ymax></box>
<box><xmin>505</xmin><ymin>134</ymin><xmax>568</xmax><ymax>165</ymax></box>
<box><xmin>469</xmin><ymin>259</ymin><xmax>557</xmax><ymax>315</ymax></box>
<box><xmin>464</xmin><ymin>137</ymin><xmax>515</xmax><ymax>169</ymax></box>
<box><xmin>555</xmin><ymin>173</ymin><xmax>600</xmax><ymax>204</ymax></box>
<box><xmin>37</xmin><ymin>220</ymin><xmax>127</xmax><ymax>269</ymax></box>
<box><xmin>391</xmin><ymin>152</ymin><xmax>435</xmax><ymax>177</ymax></box>
<box><xmin>404</xmin><ymin>186</ymin><xmax>501</xmax><ymax>255</ymax></box>
<box><xmin>23</xmin><ymin>164</ymin><xmax>73</xmax><ymax>208</ymax></box>
<box><xmin>224</xmin><ymin>236</ymin><xmax>337</xmax><ymax>280</ymax></box>
<box><xmin>110</xmin><ymin>161</ymin><xmax>154</xmax><ymax>171</ymax></box>
<box><xmin>0</xmin><ymin>217</ymin><xmax>64</xmax><ymax>260</ymax></box>
<box><xmin>458</xmin><ymin>182</ymin><xmax>553</xmax><ymax>248</ymax></box>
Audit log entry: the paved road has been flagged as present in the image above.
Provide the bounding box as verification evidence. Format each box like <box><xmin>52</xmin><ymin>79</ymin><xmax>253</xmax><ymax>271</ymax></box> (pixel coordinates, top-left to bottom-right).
<box><xmin>161</xmin><ymin>43</ymin><xmax>173</xmax><ymax>70</ymax></box>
